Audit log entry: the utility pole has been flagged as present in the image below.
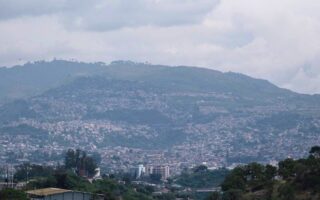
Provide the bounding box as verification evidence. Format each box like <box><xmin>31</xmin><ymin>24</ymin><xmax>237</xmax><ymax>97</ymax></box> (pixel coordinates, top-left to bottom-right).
<box><xmin>26</xmin><ymin>164</ymin><xmax>29</xmax><ymax>186</ymax></box>
<box><xmin>11</xmin><ymin>165</ymin><xmax>13</xmax><ymax>188</ymax></box>
<box><xmin>9</xmin><ymin>165</ymin><xmax>13</xmax><ymax>189</ymax></box>
<box><xmin>27</xmin><ymin>166</ymin><xmax>29</xmax><ymax>184</ymax></box>
<box><xmin>6</xmin><ymin>165</ymin><xmax>8</xmax><ymax>188</ymax></box>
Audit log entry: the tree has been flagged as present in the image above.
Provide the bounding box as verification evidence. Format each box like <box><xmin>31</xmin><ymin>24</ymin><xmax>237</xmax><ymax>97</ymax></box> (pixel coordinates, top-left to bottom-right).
<box><xmin>244</xmin><ymin>163</ymin><xmax>265</xmax><ymax>182</ymax></box>
<box><xmin>150</xmin><ymin>173</ymin><xmax>162</xmax><ymax>183</ymax></box>
<box><xmin>64</xmin><ymin>149</ymin><xmax>76</xmax><ymax>169</ymax></box>
<box><xmin>206</xmin><ymin>191</ymin><xmax>221</xmax><ymax>200</ymax></box>
<box><xmin>278</xmin><ymin>184</ymin><xmax>294</xmax><ymax>200</ymax></box>
<box><xmin>14</xmin><ymin>163</ymin><xmax>55</xmax><ymax>181</ymax></box>
<box><xmin>84</xmin><ymin>157</ymin><xmax>98</xmax><ymax>176</ymax></box>
<box><xmin>221</xmin><ymin>167</ymin><xmax>246</xmax><ymax>191</ymax></box>
<box><xmin>75</xmin><ymin>149</ymin><xmax>81</xmax><ymax>169</ymax></box>
<box><xmin>193</xmin><ymin>165</ymin><xmax>208</xmax><ymax>173</ymax></box>
<box><xmin>309</xmin><ymin>146</ymin><xmax>320</xmax><ymax>158</ymax></box>
<box><xmin>80</xmin><ymin>151</ymin><xmax>87</xmax><ymax>170</ymax></box>
<box><xmin>64</xmin><ymin>149</ymin><xmax>98</xmax><ymax>177</ymax></box>
<box><xmin>154</xmin><ymin>193</ymin><xmax>175</xmax><ymax>200</ymax></box>
<box><xmin>0</xmin><ymin>189</ymin><xmax>27</xmax><ymax>200</ymax></box>
<box><xmin>278</xmin><ymin>158</ymin><xmax>296</xmax><ymax>179</ymax></box>
<box><xmin>27</xmin><ymin>175</ymin><xmax>57</xmax><ymax>189</ymax></box>
<box><xmin>265</xmin><ymin>165</ymin><xmax>277</xmax><ymax>180</ymax></box>
<box><xmin>55</xmin><ymin>172</ymin><xmax>68</xmax><ymax>189</ymax></box>
<box><xmin>122</xmin><ymin>173</ymin><xmax>133</xmax><ymax>184</ymax></box>
<box><xmin>222</xmin><ymin>189</ymin><xmax>243</xmax><ymax>200</ymax></box>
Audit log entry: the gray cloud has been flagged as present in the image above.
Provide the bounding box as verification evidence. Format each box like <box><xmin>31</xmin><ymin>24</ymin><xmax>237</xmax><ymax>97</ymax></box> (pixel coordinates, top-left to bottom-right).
<box><xmin>0</xmin><ymin>0</ymin><xmax>320</xmax><ymax>94</ymax></box>
<box><xmin>0</xmin><ymin>0</ymin><xmax>219</xmax><ymax>30</ymax></box>
<box><xmin>0</xmin><ymin>0</ymin><xmax>67</xmax><ymax>19</ymax></box>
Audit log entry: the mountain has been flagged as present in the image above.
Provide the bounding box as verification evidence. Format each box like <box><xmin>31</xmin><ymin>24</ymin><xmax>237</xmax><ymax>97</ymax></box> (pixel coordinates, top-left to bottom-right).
<box><xmin>0</xmin><ymin>60</ymin><xmax>105</xmax><ymax>103</ymax></box>
<box><xmin>0</xmin><ymin>60</ymin><xmax>320</xmax><ymax>167</ymax></box>
<box><xmin>0</xmin><ymin>60</ymin><xmax>296</xmax><ymax>103</ymax></box>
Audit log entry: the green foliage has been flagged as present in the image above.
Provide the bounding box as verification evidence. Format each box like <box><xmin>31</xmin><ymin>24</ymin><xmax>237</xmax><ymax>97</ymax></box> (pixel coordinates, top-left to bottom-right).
<box><xmin>221</xmin><ymin>163</ymin><xmax>273</xmax><ymax>192</ymax></box>
<box><xmin>150</xmin><ymin>173</ymin><xmax>162</xmax><ymax>183</ymax></box>
<box><xmin>277</xmin><ymin>184</ymin><xmax>295</xmax><ymax>200</ymax></box>
<box><xmin>25</xmin><ymin>165</ymin><xmax>220</xmax><ymax>200</ymax></box>
<box><xmin>176</xmin><ymin>167</ymin><xmax>229</xmax><ymax>188</ymax></box>
<box><xmin>0</xmin><ymin>188</ymin><xmax>27</xmax><ymax>200</ymax></box>
<box><xmin>122</xmin><ymin>173</ymin><xmax>133</xmax><ymax>184</ymax></box>
<box><xmin>278</xmin><ymin>158</ymin><xmax>296</xmax><ymax>179</ymax></box>
<box><xmin>27</xmin><ymin>176</ymin><xmax>57</xmax><ymax>189</ymax></box>
<box><xmin>64</xmin><ymin>149</ymin><xmax>98</xmax><ymax>177</ymax></box>
<box><xmin>25</xmin><ymin>168</ymin><xmax>156</xmax><ymax>200</ymax></box>
<box><xmin>193</xmin><ymin>165</ymin><xmax>208</xmax><ymax>173</ymax></box>
<box><xmin>219</xmin><ymin>146</ymin><xmax>320</xmax><ymax>200</ymax></box>
<box><xmin>221</xmin><ymin>167</ymin><xmax>246</xmax><ymax>192</ymax></box>
<box><xmin>309</xmin><ymin>145</ymin><xmax>320</xmax><ymax>158</ymax></box>
<box><xmin>26</xmin><ymin>171</ymin><xmax>91</xmax><ymax>191</ymax></box>
<box><xmin>153</xmin><ymin>193</ymin><xmax>176</xmax><ymax>200</ymax></box>
<box><xmin>135</xmin><ymin>184</ymin><xmax>154</xmax><ymax>195</ymax></box>
<box><xmin>122</xmin><ymin>190</ymin><xmax>153</xmax><ymax>200</ymax></box>
<box><xmin>265</xmin><ymin>165</ymin><xmax>277</xmax><ymax>181</ymax></box>
<box><xmin>206</xmin><ymin>191</ymin><xmax>221</xmax><ymax>200</ymax></box>
<box><xmin>222</xmin><ymin>189</ymin><xmax>243</xmax><ymax>200</ymax></box>
<box><xmin>14</xmin><ymin>163</ymin><xmax>55</xmax><ymax>181</ymax></box>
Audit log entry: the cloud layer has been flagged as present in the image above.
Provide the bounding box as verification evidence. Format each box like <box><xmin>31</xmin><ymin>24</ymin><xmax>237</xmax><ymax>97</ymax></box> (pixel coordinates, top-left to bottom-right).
<box><xmin>0</xmin><ymin>0</ymin><xmax>320</xmax><ymax>94</ymax></box>
<box><xmin>0</xmin><ymin>0</ymin><xmax>218</xmax><ymax>30</ymax></box>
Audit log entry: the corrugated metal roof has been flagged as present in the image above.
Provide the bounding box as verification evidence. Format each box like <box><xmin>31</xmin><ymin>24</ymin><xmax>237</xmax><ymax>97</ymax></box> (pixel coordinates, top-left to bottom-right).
<box><xmin>27</xmin><ymin>188</ymin><xmax>71</xmax><ymax>196</ymax></box>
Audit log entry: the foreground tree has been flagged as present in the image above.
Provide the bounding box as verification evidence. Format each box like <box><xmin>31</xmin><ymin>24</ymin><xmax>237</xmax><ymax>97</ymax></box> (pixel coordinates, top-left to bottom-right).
<box><xmin>0</xmin><ymin>189</ymin><xmax>27</xmax><ymax>200</ymax></box>
<box><xmin>218</xmin><ymin>146</ymin><xmax>320</xmax><ymax>199</ymax></box>
<box><xmin>64</xmin><ymin>149</ymin><xmax>98</xmax><ymax>177</ymax></box>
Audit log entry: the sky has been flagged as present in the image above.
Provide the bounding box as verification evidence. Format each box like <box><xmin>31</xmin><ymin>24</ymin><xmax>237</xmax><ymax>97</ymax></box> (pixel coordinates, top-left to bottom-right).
<box><xmin>0</xmin><ymin>0</ymin><xmax>320</xmax><ymax>94</ymax></box>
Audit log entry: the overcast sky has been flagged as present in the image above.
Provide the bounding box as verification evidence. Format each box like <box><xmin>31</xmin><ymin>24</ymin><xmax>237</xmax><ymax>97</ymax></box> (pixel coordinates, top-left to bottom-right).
<box><xmin>0</xmin><ymin>0</ymin><xmax>320</xmax><ymax>94</ymax></box>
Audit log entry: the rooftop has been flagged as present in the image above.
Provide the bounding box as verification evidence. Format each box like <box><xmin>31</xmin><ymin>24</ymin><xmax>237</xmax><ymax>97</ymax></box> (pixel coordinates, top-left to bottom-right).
<box><xmin>27</xmin><ymin>188</ymin><xmax>71</xmax><ymax>196</ymax></box>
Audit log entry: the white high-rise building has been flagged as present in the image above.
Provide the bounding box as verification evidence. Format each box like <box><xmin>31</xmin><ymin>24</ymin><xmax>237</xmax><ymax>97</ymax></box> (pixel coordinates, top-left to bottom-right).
<box><xmin>136</xmin><ymin>164</ymin><xmax>145</xmax><ymax>178</ymax></box>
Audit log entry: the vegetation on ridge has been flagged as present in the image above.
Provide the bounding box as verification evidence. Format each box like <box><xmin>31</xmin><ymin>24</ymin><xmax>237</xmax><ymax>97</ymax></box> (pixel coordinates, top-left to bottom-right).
<box><xmin>207</xmin><ymin>146</ymin><xmax>320</xmax><ymax>200</ymax></box>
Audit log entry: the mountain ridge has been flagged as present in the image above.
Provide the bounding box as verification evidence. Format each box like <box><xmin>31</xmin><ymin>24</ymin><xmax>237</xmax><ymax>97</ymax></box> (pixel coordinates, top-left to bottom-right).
<box><xmin>0</xmin><ymin>60</ymin><xmax>320</xmax><ymax>166</ymax></box>
<box><xmin>0</xmin><ymin>59</ymin><xmax>310</xmax><ymax>104</ymax></box>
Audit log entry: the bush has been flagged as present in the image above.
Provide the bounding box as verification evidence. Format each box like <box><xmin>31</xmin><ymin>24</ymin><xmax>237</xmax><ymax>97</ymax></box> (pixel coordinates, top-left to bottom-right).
<box><xmin>0</xmin><ymin>189</ymin><xmax>27</xmax><ymax>200</ymax></box>
<box><xmin>278</xmin><ymin>184</ymin><xmax>294</xmax><ymax>200</ymax></box>
<box><xmin>222</xmin><ymin>189</ymin><xmax>243</xmax><ymax>200</ymax></box>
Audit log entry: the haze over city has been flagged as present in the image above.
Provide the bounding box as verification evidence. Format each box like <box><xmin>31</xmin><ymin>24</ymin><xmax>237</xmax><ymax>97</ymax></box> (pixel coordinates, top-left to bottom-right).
<box><xmin>1</xmin><ymin>1</ymin><xmax>320</xmax><ymax>200</ymax></box>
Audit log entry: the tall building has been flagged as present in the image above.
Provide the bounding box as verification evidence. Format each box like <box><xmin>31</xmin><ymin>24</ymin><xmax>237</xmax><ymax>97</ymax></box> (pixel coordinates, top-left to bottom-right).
<box><xmin>150</xmin><ymin>165</ymin><xmax>170</xmax><ymax>180</ymax></box>
<box><xmin>130</xmin><ymin>164</ymin><xmax>146</xmax><ymax>179</ymax></box>
<box><xmin>137</xmin><ymin>164</ymin><xmax>145</xmax><ymax>178</ymax></box>
<box><xmin>145</xmin><ymin>165</ymin><xmax>154</xmax><ymax>175</ymax></box>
